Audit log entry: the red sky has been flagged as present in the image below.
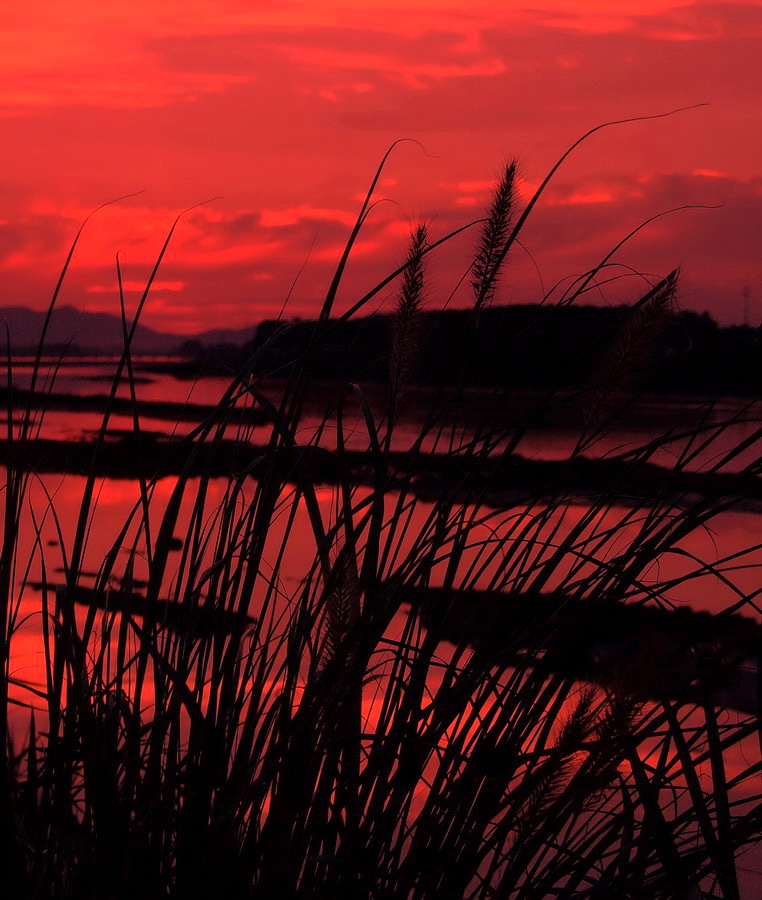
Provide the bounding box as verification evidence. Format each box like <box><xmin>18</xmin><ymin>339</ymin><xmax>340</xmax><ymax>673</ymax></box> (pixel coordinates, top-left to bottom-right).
<box><xmin>2</xmin><ymin>0</ymin><xmax>760</xmax><ymax>333</ymax></box>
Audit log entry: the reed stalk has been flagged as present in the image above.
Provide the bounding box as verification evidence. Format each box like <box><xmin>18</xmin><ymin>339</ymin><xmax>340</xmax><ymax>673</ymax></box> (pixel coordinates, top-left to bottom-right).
<box><xmin>2</xmin><ymin>118</ymin><xmax>760</xmax><ymax>898</ymax></box>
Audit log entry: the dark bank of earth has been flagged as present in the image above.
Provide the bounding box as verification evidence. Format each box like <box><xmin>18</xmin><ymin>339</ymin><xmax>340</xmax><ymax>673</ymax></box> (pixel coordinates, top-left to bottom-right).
<box><xmin>402</xmin><ymin>585</ymin><xmax>760</xmax><ymax>715</ymax></box>
<box><xmin>3</xmin><ymin>436</ymin><xmax>760</xmax><ymax>509</ymax></box>
<box><xmin>0</xmin><ymin>386</ymin><xmax>273</xmax><ymax>425</ymax></box>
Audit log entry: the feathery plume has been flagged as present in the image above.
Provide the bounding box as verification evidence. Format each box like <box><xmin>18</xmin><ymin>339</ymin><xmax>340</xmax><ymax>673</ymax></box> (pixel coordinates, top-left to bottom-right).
<box><xmin>390</xmin><ymin>223</ymin><xmax>428</xmax><ymax>398</ymax></box>
<box><xmin>472</xmin><ymin>161</ymin><xmax>517</xmax><ymax>314</ymax></box>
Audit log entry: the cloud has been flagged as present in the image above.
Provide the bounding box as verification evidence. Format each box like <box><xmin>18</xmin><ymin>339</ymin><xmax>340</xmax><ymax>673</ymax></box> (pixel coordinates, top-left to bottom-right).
<box><xmin>0</xmin><ymin>8</ymin><xmax>509</xmax><ymax>110</ymax></box>
<box><xmin>0</xmin><ymin>213</ymin><xmax>79</xmax><ymax>267</ymax></box>
<box><xmin>521</xmin><ymin>2</ymin><xmax>762</xmax><ymax>38</ymax></box>
<box><xmin>456</xmin><ymin>180</ymin><xmax>497</xmax><ymax>192</ymax></box>
<box><xmin>512</xmin><ymin>172</ymin><xmax>762</xmax><ymax>319</ymax></box>
<box><xmin>1</xmin><ymin>171</ymin><xmax>758</xmax><ymax>331</ymax></box>
<box><xmin>1</xmin><ymin>1</ymin><xmax>759</xmax><ymax>330</ymax></box>
<box><xmin>4</xmin><ymin>2</ymin><xmax>759</xmax><ymax>112</ymax></box>
<box><xmin>87</xmin><ymin>280</ymin><xmax>186</xmax><ymax>293</ymax></box>
<box><xmin>258</xmin><ymin>205</ymin><xmax>357</xmax><ymax>228</ymax></box>
<box><xmin>633</xmin><ymin>2</ymin><xmax>762</xmax><ymax>40</ymax></box>
<box><xmin>0</xmin><ymin>5</ymin><xmax>257</xmax><ymax>109</ymax></box>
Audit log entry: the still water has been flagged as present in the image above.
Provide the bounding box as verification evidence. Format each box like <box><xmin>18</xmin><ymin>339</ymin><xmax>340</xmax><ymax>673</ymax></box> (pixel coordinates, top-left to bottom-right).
<box><xmin>7</xmin><ymin>357</ymin><xmax>761</xmax><ymax>682</ymax></box>
<box><xmin>5</xmin><ymin>359</ymin><xmax>761</xmax><ymax>893</ymax></box>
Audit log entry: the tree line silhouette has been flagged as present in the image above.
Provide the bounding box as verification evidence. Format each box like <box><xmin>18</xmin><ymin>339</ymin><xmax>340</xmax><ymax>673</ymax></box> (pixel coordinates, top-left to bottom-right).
<box><xmin>228</xmin><ymin>304</ymin><xmax>760</xmax><ymax>395</ymax></box>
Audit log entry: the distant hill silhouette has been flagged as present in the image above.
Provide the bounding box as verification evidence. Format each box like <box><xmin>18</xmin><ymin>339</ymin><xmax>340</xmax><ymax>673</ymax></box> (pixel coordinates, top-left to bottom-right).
<box><xmin>0</xmin><ymin>305</ymin><xmax>255</xmax><ymax>355</ymax></box>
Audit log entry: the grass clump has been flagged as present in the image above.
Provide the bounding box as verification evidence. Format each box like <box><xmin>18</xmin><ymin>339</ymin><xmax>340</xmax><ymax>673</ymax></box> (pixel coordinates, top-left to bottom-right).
<box><xmin>1</xmin><ymin>113</ymin><xmax>761</xmax><ymax>899</ymax></box>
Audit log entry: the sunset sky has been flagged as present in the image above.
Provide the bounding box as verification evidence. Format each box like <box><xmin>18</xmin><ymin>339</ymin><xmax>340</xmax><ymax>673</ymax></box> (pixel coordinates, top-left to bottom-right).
<box><xmin>2</xmin><ymin>0</ymin><xmax>760</xmax><ymax>334</ymax></box>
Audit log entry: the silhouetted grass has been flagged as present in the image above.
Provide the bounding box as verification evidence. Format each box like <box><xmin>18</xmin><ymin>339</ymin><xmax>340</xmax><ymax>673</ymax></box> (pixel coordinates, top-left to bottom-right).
<box><xmin>2</xmin><ymin>112</ymin><xmax>761</xmax><ymax>899</ymax></box>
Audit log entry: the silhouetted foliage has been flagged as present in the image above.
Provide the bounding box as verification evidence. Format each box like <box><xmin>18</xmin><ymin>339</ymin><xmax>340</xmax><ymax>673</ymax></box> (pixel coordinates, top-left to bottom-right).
<box><xmin>245</xmin><ymin>304</ymin><xmax>761</xmax><ymax>395</ymax></box>
<box><xmin>4</xmin><ymin>124</ymin><xmax>761</xmax><ymax>898</ymax></box>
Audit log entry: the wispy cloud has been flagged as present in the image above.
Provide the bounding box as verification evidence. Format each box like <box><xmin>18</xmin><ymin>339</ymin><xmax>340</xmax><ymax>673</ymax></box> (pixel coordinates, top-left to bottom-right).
<box><xmin>1</xmin><ymin>171</ymin><xmax>758</xmax><ymax>330</ymax></box>
<box><xmin>1</xmin><ymin>1</ymin><xmax>759</xmax><ymax>328</ymax></box>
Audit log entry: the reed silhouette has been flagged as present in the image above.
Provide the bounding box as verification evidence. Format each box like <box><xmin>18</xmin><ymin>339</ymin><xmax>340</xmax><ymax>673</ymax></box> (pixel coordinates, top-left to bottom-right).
<box><xmin>2</xmin><ymin>113</ymin><xmax>761</xmax><ymax>899</ymax></box>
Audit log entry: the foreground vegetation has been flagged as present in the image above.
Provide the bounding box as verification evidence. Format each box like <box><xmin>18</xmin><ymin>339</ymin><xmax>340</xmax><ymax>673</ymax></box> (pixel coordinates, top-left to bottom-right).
<box><xmin>2</xmin><ymin>116</ymin><xmax>761</xmax><ymax>898</ymax></box>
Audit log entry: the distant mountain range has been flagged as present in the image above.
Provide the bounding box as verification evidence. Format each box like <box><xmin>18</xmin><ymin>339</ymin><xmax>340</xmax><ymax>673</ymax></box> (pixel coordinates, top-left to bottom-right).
<box><xmin>0</xmin><ymin>305</ymin><xmax>256</xmax><ymax>354</ymax></box>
